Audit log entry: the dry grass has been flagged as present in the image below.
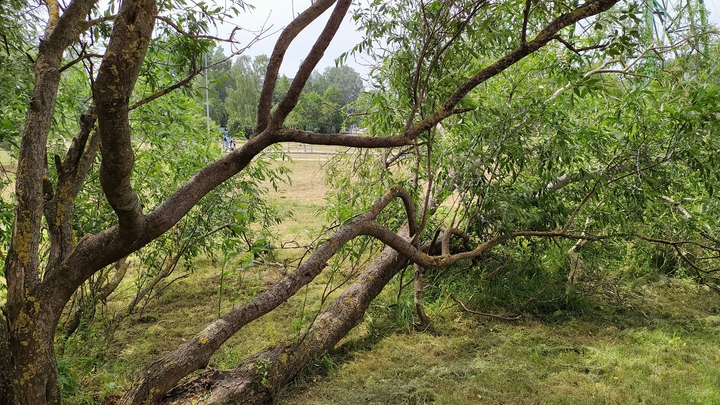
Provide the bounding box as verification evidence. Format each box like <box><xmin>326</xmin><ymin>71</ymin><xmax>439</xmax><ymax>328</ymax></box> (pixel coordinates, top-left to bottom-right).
<box><xmin>0</xmin><ymin>150</ymin><xmax>16</xmax><ymax>200</ymax></box>
<box><xmin>260</xmin><ymin>149</ymin><xmax>335</xmax><ymax>250</ymax></box>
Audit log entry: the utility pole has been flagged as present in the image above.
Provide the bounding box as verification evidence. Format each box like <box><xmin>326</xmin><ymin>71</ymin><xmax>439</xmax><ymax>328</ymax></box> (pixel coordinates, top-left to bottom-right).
<box><xmin>205</xmin><ymin>53</ymin><xmax>211</xmax><ymax>136</ymax></box>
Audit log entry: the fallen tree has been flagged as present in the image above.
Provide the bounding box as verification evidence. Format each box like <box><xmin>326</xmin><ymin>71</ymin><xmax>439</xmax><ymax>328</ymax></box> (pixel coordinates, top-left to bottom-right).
<box><xmin>159</xmin><ymin>231</ymin><xmax>414</xmax><ymax>405</ymax></box>
<box><xmin>16</xmin><ymin>1</ymin><xmax>720</xmax><ymax>404</ymax></box>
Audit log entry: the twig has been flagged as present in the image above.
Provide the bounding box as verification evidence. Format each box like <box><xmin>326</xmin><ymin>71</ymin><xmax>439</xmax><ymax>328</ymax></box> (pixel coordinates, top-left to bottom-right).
<box><xmin>552</xmin><ymin>35</ymin><xmax>607</xmax><ymax>54</ymax></box>
<box><xmin>427</xmin><ymin>285</ymin><xmax>522</xmax><ymax>321</ymax></box>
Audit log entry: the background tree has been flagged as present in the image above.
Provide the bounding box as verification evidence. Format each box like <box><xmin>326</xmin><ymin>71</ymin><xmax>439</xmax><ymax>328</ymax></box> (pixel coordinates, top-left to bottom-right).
<box><xmin>225</xmin><ymin>54</ymin><xmax>269</xmax><ymax>138</ymax></box>
<box><xmin>206</xmin><ymin>46</ymin><xmax>235</xmax><ymax>129</ymax></box>
<box><xmin>286</xmin><ymin>65</ymin><xmax>363</xmax><ymax>132</ymax></box>
<box><xmin>311</xmin><ymin>65</ymin><xmax>364</xmax><ymax>106</ymax></box>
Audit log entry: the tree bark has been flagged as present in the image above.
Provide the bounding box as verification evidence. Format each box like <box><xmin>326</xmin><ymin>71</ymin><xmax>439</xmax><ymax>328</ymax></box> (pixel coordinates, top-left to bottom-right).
<box><xmin>0</xmin><ymin>310</ymin><xmax>14</xmax><ymax>404</ymax></box>
<box><xmin>160</xmin><ymin>237</ymin><xmax>412</xmax><ymax>405</ymax></box>
<box><xmin>121</xmin><ymin>186</ymin><xmax>417</xmax><ymax>405</ymax></box>
<box><xmin>4</xmin><ymin>0</ymin><xmax>99</xmax><ymax>403</ymax></box>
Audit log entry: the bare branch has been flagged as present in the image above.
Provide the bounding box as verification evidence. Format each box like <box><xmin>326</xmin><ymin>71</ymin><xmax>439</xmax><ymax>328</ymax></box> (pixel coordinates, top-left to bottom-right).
<box><xmin>156</xmin><ymin>16</ymin><xmax>252</xmax><ymax>43</ymax></box>
<box><xmin>428</xmin><ymin>285</ymin><xmax>522</xmax><ymax>320</ymax></box>
<box><xmin>81</xmin><ymin>14</ymin><xmax>117</xmax><ymax>29</ymax></box>
<box><xmin>552</xmin><ymin>35</ymin><xmax>607</xmax><ymax>54</ymax></box>
<box><xmin>562</xmin><ymin>180</ymin><xmax>599</xmax><ymax>234</ymax></box>
<box><xmin>7</xmin><ymin>0</ymin><xmax>98</xmax><ymax>307</ymax></box>
<box><xmin>384</xmin><ymin>146</ymin><xmax>415</xmax><ymax>168</ymax></box>
<box><xmin>546</xmin><ymin>58</ymin><xmax>618</xmax><ymax>102</ymax></box>
<box><xmin>59</xmin><ymin>42</ymin><xmax>103</xmax><ymax>72</ymax></box>
<box><xmin>659</xmin><ymin>195</ymin><xmax>692</xmax><ymax>219</ymax></box>
<box><xmin>634</xmin><ymin>234</ymin><xmax>720</xmax><ymax>254</ymax></box>
<box><xmin>129</xmin><ymin>27</ymin><xmax>266</xmax><ymax>111</ymax></box>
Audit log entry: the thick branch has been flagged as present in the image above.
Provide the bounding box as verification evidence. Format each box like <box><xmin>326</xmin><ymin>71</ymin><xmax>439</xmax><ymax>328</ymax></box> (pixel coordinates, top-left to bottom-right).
<box><xmin>43</xmin><ymin>133</ymin><xmax>275</xmax><ymax>312</ymax></box>
<box><xmin>157</xmin><ymin>210</ymin><xmax>603</xmax><ymax>403</ymax></box>
<box><xmin>4</xmin><ymin>1</ymin><xmax>101</xmax><ymax>402</ymax></box>
<box><xmin>255</xmin><ymin>0</ymin><xmax>340</xmax><ymax>135</ymax></box>
<box><xmin>121</xmin><ymin>185</ymin><xmax>416</xmax><ymax>405</ymax></box>
<box><xmin>94</xmin><ymin>0</ymin><xmax>157</xmax><ymax>233</ymax></box>
<box><xmin>7</xmin><ymin>0</ymin><xmax>98</xmax><ymax>317</ymax></box>
<box><xmin>161</xmin><ymin>231</ymin><xmax>415</xmax><ymax>405</ymax></box>
<box><xmin>273</xmin><ymin>128</ymin><xmax>412</xmax><ymax>148</ymax></box>
<box><xmin>266</xmin><ymin>0</ymin><xmax>352</xmax><ymax>133</ymax></box>
<box><xmin>128</xmin><ymin>185</ymin><xmax>607</xmax><ymax>404</ymax></box>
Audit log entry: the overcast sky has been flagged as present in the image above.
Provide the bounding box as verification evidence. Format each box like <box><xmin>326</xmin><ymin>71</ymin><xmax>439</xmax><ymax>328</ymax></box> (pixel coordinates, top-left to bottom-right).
<box><xmin>216</xmin><ymin>0</ymin><xmax>720</xmax><ymax>78</ymax></box>
<box><xmin>217</xmin><ymin>0</ymin><xmax>369</xmax><ymax>77</ymax></box>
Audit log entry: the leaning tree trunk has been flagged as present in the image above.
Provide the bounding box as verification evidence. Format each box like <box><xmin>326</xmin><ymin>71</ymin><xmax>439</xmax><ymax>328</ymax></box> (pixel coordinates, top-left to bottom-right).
<box><xmin>120</xmin><ymin>185</ymin><xmax>418</xmax><ymax>405</ymax></box>
<box><xmin>160</xmin><ymin>240</ymin><xmax>412</xmax><ymax>404</ymax></box>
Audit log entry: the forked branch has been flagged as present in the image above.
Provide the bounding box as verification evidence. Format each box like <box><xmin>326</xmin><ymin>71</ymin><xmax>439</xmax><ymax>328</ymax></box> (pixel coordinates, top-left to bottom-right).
<box><xmin>256</xmin><ymin>0</ymin><xmax>345</xmax><ymax>135</ymax></box>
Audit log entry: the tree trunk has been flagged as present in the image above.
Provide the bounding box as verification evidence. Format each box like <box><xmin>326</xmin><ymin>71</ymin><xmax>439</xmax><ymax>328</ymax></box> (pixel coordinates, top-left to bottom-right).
<box><xmin>160</xmin><ymin>240</ymin><xmax>412</xmax><ymax>404</ymax></box>
<box><xmin>121</xmin><ymin>186</ymin><xmax>417</xmax><ymax>405</ymax></box>
<box><xmin>0</xmin><ymin>310</ymin><xmax>15</xmax><ymax>404</ymax></box>
<box><xmin>5</xmin><ymin>298</ymin><xmax>63</xmax><ymax>405</ymax></box>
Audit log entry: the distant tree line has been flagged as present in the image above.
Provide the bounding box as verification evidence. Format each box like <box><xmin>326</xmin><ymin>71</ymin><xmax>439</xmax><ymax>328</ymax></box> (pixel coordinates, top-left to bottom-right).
<box><xmin>205</xmin><ymin>47</ymin><xmax>364</xmax><ymax>138</ymax></box>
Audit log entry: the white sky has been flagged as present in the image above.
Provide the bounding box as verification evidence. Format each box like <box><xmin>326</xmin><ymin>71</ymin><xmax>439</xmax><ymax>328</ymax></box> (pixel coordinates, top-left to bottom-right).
<box><xmin>215</xmin><ymin>0</ymin><xmax>720</xmax><ymax>78</ymax></box>
<box><xmin>217</xmin><ymin>0</ymin><xmax>368</xmax><ymax>77</ymax></box>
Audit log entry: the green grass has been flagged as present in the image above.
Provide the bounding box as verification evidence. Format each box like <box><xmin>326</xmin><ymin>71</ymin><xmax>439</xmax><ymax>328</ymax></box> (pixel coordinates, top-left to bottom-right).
<box><xmin>56</xmin><ymin>153</ymin><xmax>720</xmax><ymax>405</ymax></box>
<box><xmin>67</xmin><ymin>270</ymin><xmax>720</xmax><ymax>404</ymax></box>
<box><xmin>278</xmin><ymin>278</ymin><xmax>720</xmax><ymax>405</ymax></box>
<box><xmin>262</xmin><ymin>151</ymin><xmax>332</xmax><ymax>248</ymax></box>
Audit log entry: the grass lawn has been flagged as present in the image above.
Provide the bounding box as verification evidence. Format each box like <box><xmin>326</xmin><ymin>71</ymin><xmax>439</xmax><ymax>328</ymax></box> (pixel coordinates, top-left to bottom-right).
<box><xmin>261</xmin><ymin>149</ymin><xmax>333</xmax><ymax>248</ymax></box>
<box><xmin>53</xmin><ymin>148</ymin><xmax>720</xmax><ymax>405</ymax></box>
<box><xmin>278</xmin><ymin>277</ymin><xmax>720</xmax><ymax>405</ymax></box>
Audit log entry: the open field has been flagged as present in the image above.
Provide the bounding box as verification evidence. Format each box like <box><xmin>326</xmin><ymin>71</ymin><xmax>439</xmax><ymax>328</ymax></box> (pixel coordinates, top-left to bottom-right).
<box><xmin>258</xmin><ymin>147</ymin><xmax>334</xmax><ymax>249</ymax></box>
